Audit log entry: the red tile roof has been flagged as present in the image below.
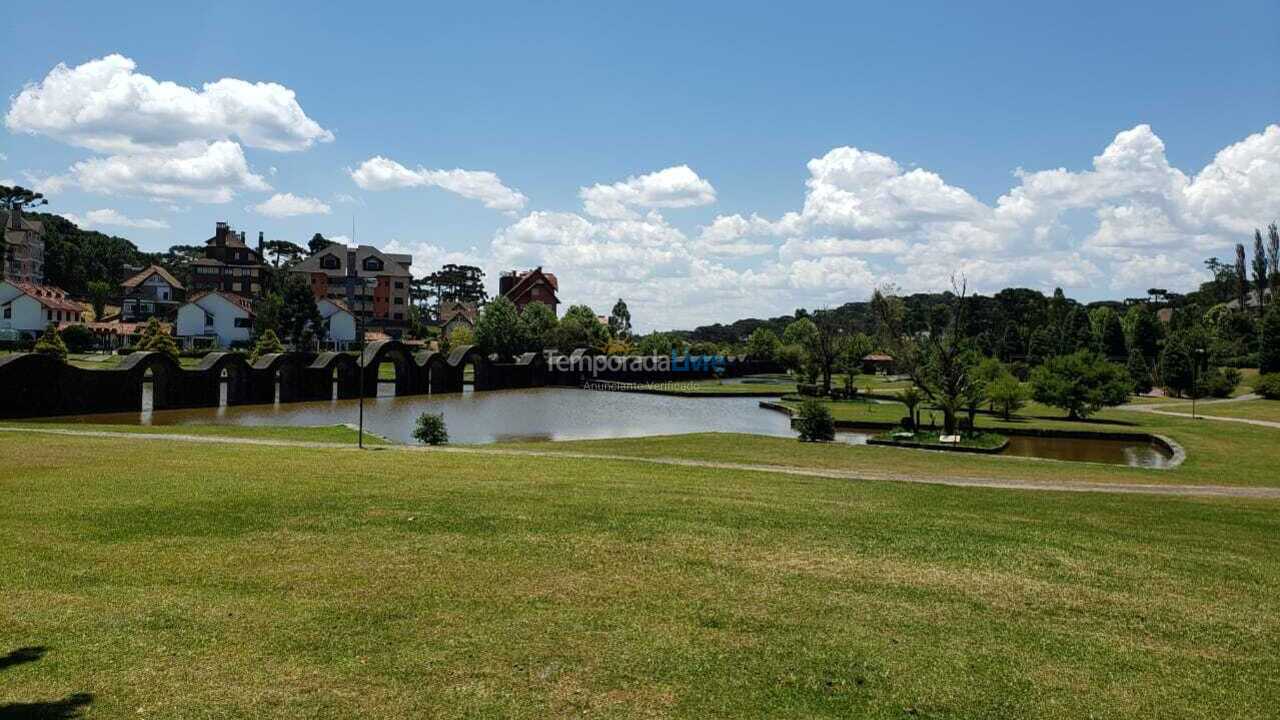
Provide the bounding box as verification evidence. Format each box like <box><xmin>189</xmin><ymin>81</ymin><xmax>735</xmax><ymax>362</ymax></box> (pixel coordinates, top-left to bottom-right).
<box><xmin>10</xmin><ymin>282</ymin><xmax>84</xmax><ymax>313</ymax></box>
<box><xmin>186</xmin><ymin>290</ymin><xmax>256</xmax><ymax>317</ymax></box>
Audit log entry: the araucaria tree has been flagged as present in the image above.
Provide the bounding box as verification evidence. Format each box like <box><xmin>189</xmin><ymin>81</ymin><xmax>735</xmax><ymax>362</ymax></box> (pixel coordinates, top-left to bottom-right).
<box><xmin>1030</xmin><ymin>350</ymin><xmax>1132</xmax><ymax>419</ymax></box>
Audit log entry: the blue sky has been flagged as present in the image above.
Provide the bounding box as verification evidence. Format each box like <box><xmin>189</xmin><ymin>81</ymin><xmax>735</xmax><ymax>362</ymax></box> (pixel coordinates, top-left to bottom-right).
<box><xmin>3</xmin><ymin>1</ymin><xmax>1278</xmax><ymax>329</ymax></box>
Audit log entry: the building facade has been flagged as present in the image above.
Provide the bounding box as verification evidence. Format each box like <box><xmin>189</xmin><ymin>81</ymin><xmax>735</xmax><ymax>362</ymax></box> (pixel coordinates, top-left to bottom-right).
<box><xmin>498</xmin><ymin>267</ymin><xmax>559</xmax><ymax>315</ymax></box>
<box><xmin>189</xmin><ymin>222</ymin><xmax>266</xmax><ymax>298</ymax></box>
<box><xmin>175</xmin><ymin>290</ymin><xmax>255</xmax><ymax>348</ymax></box>
<box><xmin>290</xmin><ymin>243</ymin><xmax>413</xmax><ymax>331</ymax></box>
<box><xmin>120</xmin><ymin>265</ymin><xmax>185</xmax><ymax>323</ymax></box>
<box><xmin>0</xmin><ymin>281</ymin><xmax>84</xmax><ymax>337</ymax></box>
<box><xmin>3</xmin><ymin>210</ymin><xmax>45</xmax><ymax>285</ymax></box>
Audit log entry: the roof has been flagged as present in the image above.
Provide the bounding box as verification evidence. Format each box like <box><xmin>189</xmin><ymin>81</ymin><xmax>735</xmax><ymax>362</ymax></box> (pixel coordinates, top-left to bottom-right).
<box><xmin>503</xmin><ymin>267</ymin><xmax>560</xmax><ymax>304</ymax></box>
<box><xmin>3</xmin><ymin>210</ymin><xmax>43</xmax><ymax>235</ymax></box>
<box><xmin>863</xmin><ymin>353</ymin><xmax>894</xmax><ymax>362</ymax></box>
<box><xmin>121</xmin><ymin>264</ymin><xmax>184</xmax><ymax>291</ymax></box>
<box><xmin>318</xmin><ymin>297</ymin><xmax>353</xmax><ymax>315</ymax></box>
<box><xmin>291</xmin><ymin>242</ymin><xmax>412</xmax><ymax>278</ymax></box>
<box><xmin>439</xmin><ymin>300</ymin><xmax>478</xmax><ymax>324</ymax></box>
<box><xmin>185</xmin><ymin>290</ymin><xmax>255</xmax><ymax>317</ymax></box>
<box><xmin>58</xmin><ymin>320</ymin><xmax>165</xmax><ymax>336</ymax></box>
<box><xmin>6</xmin><ymin>282</ymin><xmax>83</xmax><ymax>313</ymax></box>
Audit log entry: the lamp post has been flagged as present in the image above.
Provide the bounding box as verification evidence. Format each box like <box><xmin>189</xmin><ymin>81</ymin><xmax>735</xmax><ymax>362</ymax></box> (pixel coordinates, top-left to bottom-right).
<box><xmin>355</xmin><ymin>276</ymin><xmax>376</xmax><ymax>448</ymax></box>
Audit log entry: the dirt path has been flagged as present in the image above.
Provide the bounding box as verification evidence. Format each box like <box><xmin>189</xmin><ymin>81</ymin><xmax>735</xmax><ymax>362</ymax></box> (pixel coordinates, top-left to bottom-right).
<box><xmin>3</xmin><ymin>425</ymin><xmax>1278</xmax><ymax>500</ymax></box>
<box><xmin>1126</xmin><ymin>393</ymin><xmax>1280</xmax><ymax>429</ymax></box>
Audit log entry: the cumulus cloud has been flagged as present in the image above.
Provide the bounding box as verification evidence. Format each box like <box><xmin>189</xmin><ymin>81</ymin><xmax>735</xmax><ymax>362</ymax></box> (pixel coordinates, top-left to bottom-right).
<box><xmin>349</xmin><ymin>156</ymin><xmax>527</xmax><ymax>212</ymax></box>
<box><xmin>580</xmin><ymin>165</ymin><xmax>716</xmax><ymax>220</ymax></box>
<box><xmin>62</xmin><ymin>208</ymin><xmax>170</xmax><ymax>230</ymax></box>
<box><xmin>6</xmin><ymin>54</ymin><xmax>333</xmax><ymax>153</ymax></box>
<box><xmin>252</xmin><ymin>192</ymin><xmax>332</xmax><ymax>217</ymax></box>
<box><xmin>469</xmin><ymin>124</ymin><xmax>1279</xmax><ymax>329</ymax></box>
<box><xmin>67</xmin><ymin>140</ymin><xmax>270</xmax><ymax>203</ymax></box>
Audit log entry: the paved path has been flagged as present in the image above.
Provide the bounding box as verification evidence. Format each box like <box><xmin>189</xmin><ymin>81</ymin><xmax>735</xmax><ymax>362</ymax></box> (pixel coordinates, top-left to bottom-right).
<box><xmin>4</xmin><ymin>424</ymin><xmax>1278</xmax><ymax>500</ymax></box>
<box><xmin>1126</xmin><ymin>393</ymin><xmax>1280</xmax><ymax>429</ymax></box>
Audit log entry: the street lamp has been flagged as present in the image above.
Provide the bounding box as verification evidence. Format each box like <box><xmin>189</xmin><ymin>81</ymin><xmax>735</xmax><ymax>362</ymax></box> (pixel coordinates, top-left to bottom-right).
<box><xmin>355</xmin><ymin>276</ymin><xmax>377</xmax><ymax>448</ymax></box>
<box><xmin>1192</xmin><ymin>347</ymin><xmax>1206</xmax><ymax>420</ymax></box>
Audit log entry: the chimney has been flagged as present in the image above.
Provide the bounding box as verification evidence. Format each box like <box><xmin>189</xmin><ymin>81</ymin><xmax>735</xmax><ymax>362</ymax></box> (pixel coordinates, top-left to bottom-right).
<box><xmin>257</xmin><ymin>231</ymin><xmax>264</xmax><ymax>256</ymax></box>
<box><xmin>215</xmin><ymin>221</ymin><xmax>228</xmax><ymax>241</ymax></box>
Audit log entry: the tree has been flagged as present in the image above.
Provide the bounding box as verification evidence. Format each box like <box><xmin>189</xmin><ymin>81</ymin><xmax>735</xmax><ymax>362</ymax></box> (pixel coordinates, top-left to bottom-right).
<box><xmin>520</xmin><ymin>302</ymin><xmax>558</xmax><ymax>353</ymax></box>
<box><xmin>552</xmin><ymin>304</ymin><xmax>608</xmax><ymax>350</ymax></box>
<box><xmin>278</xmin><ymin>277</ymin><xmax>324</xmax><ymax>347</ymax></box>
<box><xmin>1160</xmin><ymin>334</ymin><xmax>1195</xmax><ymax>397</ymax></box>
<box><xmin>59</xmin><ymin>324</ymin><xmax>96</xmax><ymax>354</ymax></box>
<box><xmin>897</xmin><ymin>386</ymin><xmax>924</xmax><ymax>430</ymax></box>
<box><xmin>86</xmin><ymin>280</ymin><xmax>113</xmax><ymax>321</ymax></box>
<box><xmin>1091</xmin><ymin>306</ymin><xmax>1127</xmax><ymax>359</ymax></box>
<box><xmin>1</xmin><ymin>185</ymin><xmax>48</xmax><ymax>214</ymax></box>
<box><xmin>608</xmin><ymin>299</ymin><xmax>632</xmax><ymax>339</ymax></box>
<box><xmin>987</xmin><ymin>373</ymin><xmax>1030</xmax><ymax>420</ymax></box>
<box><xmin>251</xmin><ymin>329</ymin><xmax>285</xmax><ymax>361</ymax></box>
<box><xmin>1254</xmin><ymin>229</ymin><xmax>1270</xmax><ymax>318</ymax></box>
<box><xmin>308</xmin><ymin>233</ymin><xmax>331</xmax><ymax>255</ymax></box>
<box><xmin>1261</xmin><ymin>302</ymin><xmax>1280</xmax><ymax>374</ymax></box>
<box><xmin>1236</xmin><ymin>243</ymin><xmax>1249</xmax><ymax>312</ymax></box>
<box><xmin>137</xmin><ymin>317</ymin><xmax>178</xmax><ymax>361</ymax></box>
<box><xmin>254</xmin><ymin>292</ymin><xmax>284</xmax><ymax>339</ymax></box>
<box><xmin>837</xmin><ymin>332</ymin><xmax>873</xmax><ymax>395</ymax></box>
<box><xmin>1030</xmin><ymin>350</ymin><xmax>1132</xmax><ymax>419</ymax></box>
<box><xmin>745</xmin><ymin>327</ymin><xmax>781</xmax><ymax>362</ymax></box>
<box><xmin>263</xmin><ymin>239</ymin><xmax>306</xmax><ymax>268</ymax></box>
<box><xmin>1125</xmin><ymin>304</ymin><xmax>1162</xmax><ymax>359</ymax></box>
<box><xmin>806</xmin><ymin>310</ymin><xmax>848</xmax><ymax>395</ymax></box>
<box><xmin>1127</xmin><ymin>348</ymin><xmax>1153</xmax><ymax>395</ymax></box>
<box><xmin>33</xmin><ymin>325</ymin><xmax>67</xmax><ymax>361</ymax></box>
<box><xmin>474</xmin><ymin>296</ymin><xmax>529</xmax><ymax>360</ymax></box>
<box><xmin>423</xmin><ymin>264</ymin><xmax>487</xmax><ymax>314</ymax></box>
<box><xmin>1269</xmin><ymin>223</ymin><xmax>1280</xmax><ymax>304</ymax></box>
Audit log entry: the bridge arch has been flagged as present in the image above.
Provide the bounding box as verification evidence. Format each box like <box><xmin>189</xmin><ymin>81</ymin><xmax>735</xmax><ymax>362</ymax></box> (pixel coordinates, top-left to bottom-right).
<box><xmin>308</xmin><ymin>352</ymin><xmax>360</xmax><ymax>400</ymax></box>
<box><xmin>361</xmin><ymin>340</ymin><xmax>422</xmax><ymax>396</ymax></box>
<box><xmin>118</xmin><ymin>351</ymin><xmax>184</xmax><ymax>411</ymax></box>
<box><xmin>193</xmin><ymin>352</ymin><xmax>253</xmax><ymax>406</ymax></box>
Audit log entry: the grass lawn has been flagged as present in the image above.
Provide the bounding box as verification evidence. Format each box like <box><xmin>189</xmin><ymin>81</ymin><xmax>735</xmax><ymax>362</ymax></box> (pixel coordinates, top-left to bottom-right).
<box><xmin>1</xmin><ymin>431</ymin><xmax>1278</xmax><ymax>718</ymax></box>
<box><xmin>1155</xmin><ymin>398</ymin><xmax>1280</xmax><ymax>422</ymax></box>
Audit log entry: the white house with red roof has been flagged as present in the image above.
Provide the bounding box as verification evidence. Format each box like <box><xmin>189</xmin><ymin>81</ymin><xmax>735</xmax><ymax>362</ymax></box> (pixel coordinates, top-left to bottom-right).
<box><xmin>0</xmin><ymin>280</ymin><xmax>85</xmax><ymax>338</ymax></box>
<box><xmin>175</xmin><ymin>290</ymin><xmax>255</xmax><ymax>348</ymax></box>
<box><xmin>317</xmin><ymin>298</ymin><xmax>357</xmax><ymax>345</ymax></box>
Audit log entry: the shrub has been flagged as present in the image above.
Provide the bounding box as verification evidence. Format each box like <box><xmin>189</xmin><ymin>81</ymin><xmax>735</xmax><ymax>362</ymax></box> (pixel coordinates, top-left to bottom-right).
<box><xmin>250</xmin><ymin>329</ymin><xmax>285</xmax><ymax>361</ymax></box>
<box><xmin>1255</xmin><ymin>373</ymin><xmax>1280</xmax><ymax>400</ymax></box>
<box><xmin>794</xmin><ymin>399</ymin><xmax>835</xmax><ymax>442</ymax></box>
<box><xmin>1197</xmin><ymin>366</ymin><xmax>1242</xmax><ymax>399</ymax></box>
<box><xmin>412</xmin><ymin>412</ymin><xmax>449</xmax><ymax>445</ymax></box>
<box><xmin>986</xmin><ymin>374</ymin><xmax>1030</xmax><ymax>420</ymax></box>
<box><xmin>797</xmin><ymin>383</ymin><xmax>822</xmax><ymax>397</ymax></box>
<box><xmin>59</xmin><ymin>324</ymin><xmax>96</xmax><ymax>354</ymax></box>
<box><xmin>33</xmin><ymin>325</ymin><xmax>68</xmax><ymax>361</ymax></box>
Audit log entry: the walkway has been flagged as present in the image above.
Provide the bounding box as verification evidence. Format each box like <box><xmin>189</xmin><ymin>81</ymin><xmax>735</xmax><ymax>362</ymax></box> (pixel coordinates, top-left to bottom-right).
<box><xmin>1126</xmin><ymin>393</ymin><xmax>1280</xmax><ymax>430</ymax></box>
<box><xmin>3</xmin><ymin>424</ymin><xmax>1279</xmax><ymax>500</ymax></box>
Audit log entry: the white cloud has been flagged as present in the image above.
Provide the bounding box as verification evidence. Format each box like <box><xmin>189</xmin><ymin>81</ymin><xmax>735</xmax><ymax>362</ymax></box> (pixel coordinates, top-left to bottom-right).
<box><xmin>580</xmin><ymin>165</ymin><xmax>716</xmax><ymax>220</ymax></box>
<box><xmin>6</xmin><ymin>54</ymin><xmax>332</xmax><ymax>153</ymax></box>
<box><xmin>68</xmin><ymin>208</ymin><xmax>170</xmax><ymax>229</ymax></box>
<box><xmin>68</xmin><ymin>140</ymin><xmax>270</xmax><ymax>203</ymax></box>
<box><xmin>349</xmin><ymin>156</ymin><xmax>527</xmax><ymax>212</ymax></box>
<box><xmin>252</xmin><ymin>192</ymin><xmax>332</xmax><ymax>217</ymax></box>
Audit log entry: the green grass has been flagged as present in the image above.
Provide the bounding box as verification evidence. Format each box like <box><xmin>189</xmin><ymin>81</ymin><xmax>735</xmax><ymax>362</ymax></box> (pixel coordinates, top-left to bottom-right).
<box><xmin>2</xmin><ymin>421</ymin><xmax>387</xmax><ymax>445</ymax></box>
<box><xmin>1</xmin><ymin>432</ymin><xmax>1278</xmax><ymax>718</ymax></box>
<box><xmin>1155</xmin><ymin>398</ymin><xmax>1280</xmax><ymax>422</ymax></box>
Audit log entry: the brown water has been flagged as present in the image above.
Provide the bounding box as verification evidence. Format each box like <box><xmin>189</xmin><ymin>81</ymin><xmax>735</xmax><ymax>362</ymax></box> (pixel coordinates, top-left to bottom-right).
<box><xmin>60</xmin><ymin>385</ymin><xmax>1170</xmax><ymax>467</ymax></box>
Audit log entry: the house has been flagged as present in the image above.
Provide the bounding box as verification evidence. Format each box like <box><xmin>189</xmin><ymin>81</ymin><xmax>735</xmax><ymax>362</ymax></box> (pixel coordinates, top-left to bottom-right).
<box><xmin>861</xmin><ymin>352</ymin><xmax>895</xmax><ymax>375</ymax></box>
<box><xmin>317</xmin><ymin>298</ymin><xmax>357</xmax><ymax>347</ymax></box>
<box><xmin>175</xmin><ymin>290</ymin><xmax>255</xmax><ymax>348</ymax></box>
<box><xmin>0</xmin><ymin>281</ymin><xmax>84</xmax><ymax>337</ymax></box>
<box><xmin>189</xmin><ymin>222</ymin><xmax>267</xmax><ymax>298</ymax></box>
<box><xmin>3</xmin><ymin>209</ymin><xmax>45</xmax><ymax>284</ymax></box>
<box><xmin>120</xmin><ymin>265</ymin><xmax>185</xmax><ymax>322</ymax></box>
<box><xmin>290</xmin><ymin>242</ymin><xmax>413</xmax><ymax>331</ymax></box>
<box><xmin>437</xmin><ymin>300</ymin><xmax>478</xmax><ymax>336</ymax></box>
<box><xmin>498</xmin><ymin>267</ymin><xmax>559</xmax><ymax>315</ymax></box>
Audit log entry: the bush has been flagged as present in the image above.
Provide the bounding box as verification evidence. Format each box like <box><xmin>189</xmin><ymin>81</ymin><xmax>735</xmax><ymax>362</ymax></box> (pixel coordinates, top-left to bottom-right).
<box><xmin>794</xmin><ymin>399</ymin><xmax>835</xmax><ymax>442</ymax></box>
<box><xmin>59</xmin><ymin>324</ymin><xmax>96</xmax><ymax>354</ymax></box>
<box><xmin>33</xmin><ymin>325</ymin><xmax>68</xmax><ymax>361</ymax></box>
<box><xmin>250</xmin><ymin>329</ymin><xmax>285</xmax><ymax>361</ymax></box>
<box><xmin>1030</xmin><ymin>350</ymin><xmax>1131</xmax><ymax>419</ymax></box>
<box><xmin>1256</xmin><ymin>373</ymin><xmax>1280</xmax><ymax>400</ymax></box>
<box><xmin>412</xmin><ymin>412</ymin><xmax>449</xmax><ymax>445</ymax></box>
<box><xmin>1197</xmin><ymin>366</ymin><xmax>1242</xmax><ymax>399</ymax></box>
<box><xmin>797</xmin><ymin>383</ymin><xmax>822</xmax><ymax>397</ymax></box>
<box><xmin>986</xmin><ymin>374</ymin><xmax>1030</xmax><ymax>420</ymax></box>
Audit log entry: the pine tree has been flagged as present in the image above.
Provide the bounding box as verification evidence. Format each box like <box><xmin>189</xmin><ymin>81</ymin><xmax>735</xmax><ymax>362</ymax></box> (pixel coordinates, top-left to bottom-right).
<box><xmin>33</xmin><ymin>325</ymin><xmax>68</xmax><ymax>361</ymax></box>
<box><xmin>1160</xmin><ymin>335</ymin><xmax>1195</xmax><ymax>397</ymax></box>
<box><xmin>1126</xmin><ymin>348</ymin><xmax>1152</xmax><ymax>395</ymax></box>
<box><xmin>251</xmin><ymin>329</ymin><xmax>285</xmax><ymax>361</ymax></box>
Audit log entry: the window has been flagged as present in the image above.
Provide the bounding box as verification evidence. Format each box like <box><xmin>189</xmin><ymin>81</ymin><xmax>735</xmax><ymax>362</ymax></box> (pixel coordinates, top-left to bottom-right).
<box><xmin>233</xmin><ymin>318</ymin><xmax>252</xmax><ymax>328</ymax></box>
<box><xmin>320</xmin><ymin>254</ymin><xmax>341</xmax><ymax>270</ymax></box>
<box><xmin>394</xmin><ymin>281</ymin><xmax>405</xmax><ymax>289</ymax></box>
<box><xmin>362</xmin><ymin>257</ymin><xmax>384</xmax><ymax>272</ymax></box>
<box><xmin>2</xmin><ymin>305</ymin><xmax>10</xmax><ymax>320</ymax></box>
<box><xmin>394</xmin><ymin>297</ymin><xmax>404</xmax><ymax>305</ymax></box>
<box><xmin>393</xmin><ymin>312</ymin><xmax>403</xmax><ymax>320</ymax></box>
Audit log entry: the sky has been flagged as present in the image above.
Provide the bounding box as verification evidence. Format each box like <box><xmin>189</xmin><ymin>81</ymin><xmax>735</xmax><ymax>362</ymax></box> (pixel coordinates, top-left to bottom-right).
<box><xmin>2</xmin><ymin>1</ymin><xmax>1277</xmax><ymax>331</ymax></box>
